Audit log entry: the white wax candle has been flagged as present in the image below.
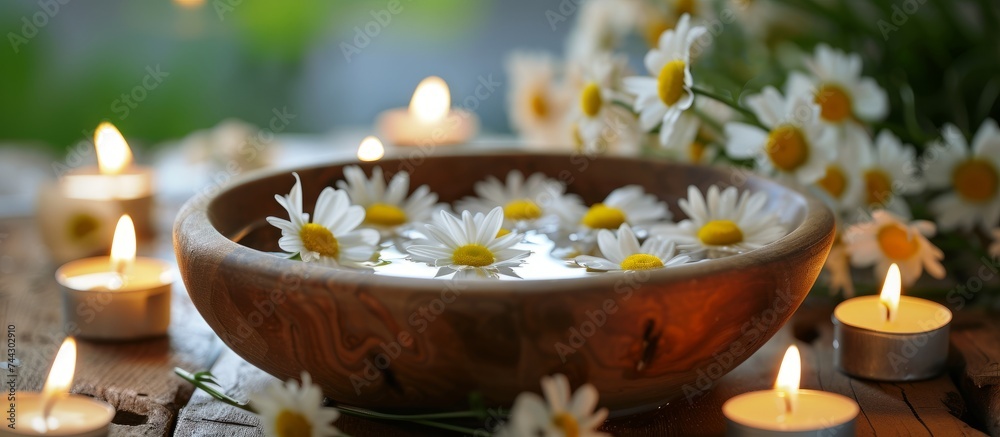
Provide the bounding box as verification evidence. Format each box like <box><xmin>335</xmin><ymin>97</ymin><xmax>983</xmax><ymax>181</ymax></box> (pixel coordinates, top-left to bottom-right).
<box><xmin>723</xmin><ymin>389</ymin><xmax>858</xmax><ymax>433</ymax></box>
<box><xmin>833</xmin><ymin>295</ymin><xmax>951</xmax><ymax>334</ymax></box>
<box><xmin>0</xmin><ymin>393</ymin><xmax>114</xmax><ymax>437</ymax></box>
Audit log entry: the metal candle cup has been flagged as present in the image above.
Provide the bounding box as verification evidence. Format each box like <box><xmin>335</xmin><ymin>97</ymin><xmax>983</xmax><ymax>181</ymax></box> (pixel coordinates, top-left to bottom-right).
<box><xmin>832</xmin><ymin>295</ymin><xmax>951</xmax><ymax>381</ymax></box>
<box><xmin>0</xmin><ymin>394</ymin><xmax>115</xmax><ymax>437</ymax></box>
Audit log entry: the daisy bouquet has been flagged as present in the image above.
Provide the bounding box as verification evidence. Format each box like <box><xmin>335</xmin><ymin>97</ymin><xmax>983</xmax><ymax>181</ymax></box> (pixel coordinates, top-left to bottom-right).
<box><xmin>505</xmin><ymin>0</ymin><xmax>1000</xmax><ymax>300</ymax></box>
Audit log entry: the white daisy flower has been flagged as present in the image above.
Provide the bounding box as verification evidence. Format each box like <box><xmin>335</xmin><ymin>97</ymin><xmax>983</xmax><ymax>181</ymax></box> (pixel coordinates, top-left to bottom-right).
<box><xmin>848</xmin><ymin>129</ymin><xmax>923</xmax><ymax>220</ymax></box>
<box><xmin>623</xmin><ymin>14</ymin><xmax>707</xmax><ymax>146</ymax></box>
<box><xmin>786</xmin><ymin>44</ymin><xmax>888</xmax><ymax>126</ymax></box>
<box><xmin>724</xmin><ymin>86</ymin><xmax>836</xmax><ymax>184</ymax></box>
<box><xmin>844</xmin><ymin>210</ymin><xmax>945</xmax><ymax>287</ymax></box>
<box><xmin>990</xmin><ymin>228</ymin><xmax>1000</xmax><ymax>258</ymax></box>
<box><xmin>651</xmin><ymin>185</ymin><xmax>787</xmax><ymax>254</ymax></box>
<box><xmin>925</xmin><ymin>120</ymin><xmax>1000</xmax><ymax>232</ymax></box>
<box><xmin>500</xmin><ymin>374</ymin><xmax>609</xmax><ymax>437</ymax></box>
<box><xmin>455</xmin><ymin>170</ymin><xmax>583</xmax><ymax>231</ymax></box>
<box><xmin>811</xmin><ymin>131</ymin><xmax>863</xmax><ymax>214</ymax></box>
<box><xmin>406</xmin><ymin>207</ymin><xmax>530</xmax><ymax>277</ymax></box>
<box><xmin>570</xmin><ymin>53</ymin><xmax>642</xmax><ymax>155</ymax></box>
<box><xmin>266</xmin><ymin>173</ymin><xmax>380</xmax><ymax>266</ymax></box>
<box><xmin>577</xmin><ymin>185</ymin><xmax>671</xmax><ymax>232</ymax></box>
<box><xmin>335</xmin><ymin>165</ymin><xmax>438</xmax><ymax>235</ymax></box>
<box><xmin>575</xmin><ymin>223</ymin><xmax>690</xmax><ymax>271</ymax></box>
<box><xmin>637</xmin><ymin>0</ymin><xmax>715</xmax><ymax>49</ymax></box>
<box><xmin>506</xmin><ymin>52</ymin><xmax>574</xmax><ymax>148</ymax></box>
<box><xmin>565</xmin><ymin>0</ymin><xmax>639</xmax><ymax>60</ymax></box>
<box><xmin>249</xmin><ymin>372</ymin><xmax>341</xmax><ymax>437</ymax></box>
<box><xmin>823</xmin><ymin>231</ymin><xmax>855</xmax><ymax>297</ymax></box>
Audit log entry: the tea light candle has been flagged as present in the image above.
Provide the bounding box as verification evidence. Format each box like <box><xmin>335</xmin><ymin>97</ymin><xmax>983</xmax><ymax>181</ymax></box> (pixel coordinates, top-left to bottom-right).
<box><xmin>38</xmin><ymin>122</ymin><xmax>156</xmax><ymax>258</ymax></box>
<box><xmin>723</xmin><ymin>346</ymin><xmax>858</xmax><ymax>436</ymax></box>
<box><xmin>832</xmin><ymin>263</ymin><xmax>951</xmax><ymax>381</ymax></box>
<box><xmin>1</xmin><ymin>338</ymin><xmax>115</xmax><ymax>437</ymax></box>
<box><xmin>376</xmin><ymin>76</ymin><xmax>479</xmax><ymax>146</ymax></box>
<box><xmin>55</xmin><ymin>215</ymin><xmax>173</xmax><ymax>341</ymax></box>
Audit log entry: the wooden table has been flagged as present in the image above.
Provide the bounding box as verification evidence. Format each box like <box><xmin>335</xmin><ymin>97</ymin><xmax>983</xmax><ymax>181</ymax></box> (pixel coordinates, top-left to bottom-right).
<box><xmin>1</xmin><ymin>216</ymin><xmax>997</xmax><ymax>436</ymax></box>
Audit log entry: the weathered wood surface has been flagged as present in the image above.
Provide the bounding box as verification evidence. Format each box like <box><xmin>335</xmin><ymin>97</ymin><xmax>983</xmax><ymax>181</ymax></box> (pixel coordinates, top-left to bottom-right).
<box><xmin>2</xmin><ymin>215</ymin><xmax>998</xmax><ymax>436</ymax></box>
<box><xmin>0</xmin><ymin>217</ymin><xmax>222</xmax><ymax>437</ymax></box>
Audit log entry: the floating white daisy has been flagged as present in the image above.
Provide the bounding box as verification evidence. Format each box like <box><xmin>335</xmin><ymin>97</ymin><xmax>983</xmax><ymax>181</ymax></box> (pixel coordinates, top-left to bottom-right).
<box><xmin>925</xmin><ymin>120</ymin><xmax>1000</xmax><ymax>232</ymax></box>
<box><xmin>844</xmin><ymin>210</ymin><xmax>945</xmax><ymax>287</ymax></box>
<box><xmin>724</xmin><ymin>86</ymin><xmax>836</xmax><ymax>184</ymax></box>
<box><xmin>336</xmin><ymin>165</ymin><xmax>438</xmax><ymax>235</ymax></box>
<box><xmin>506</xmin><ymin>52</ymin><xmax>573</xmax><ymax>148</ymax></box>
<box><xmin>249</xmin><ymin>372</ymin><xmax>342</xmax><ymax>437</ymax></box>
<box><xmin>571</xmin><ymin>53</ymin><xmax>641</xmax><ymax>155</ymax></box>
<box><xmin>407</xmin><ymin>207</ymin><xmax>530</xmax><ymax>278</ymax></box>
<box><xmin>652</xmin><ymin>185</ymin><xmax>787</xmax><ymax>254</ymax></box>
<box><xmin>786</xmin><ymin>44</ymin><xmax>888</xmax><ymax>126</ymax></box>
<box><xmin>500</xmin><ymin>374</ymin><xmax>609</xmax><ymax>437</ymax></box>
<box><xmin>623</xmin><ymin>14</ymin><xmax>707</xmax><ymax>146</ymax></box>
<box><xmin>577</xmin><ymin>185</ymin><xmax>671</xmax><ymax>232</ymax></box>
<box><xmin>575</xmin><ymin>223</ymin><xmax>690</xmax><ymax>271</ymax></box>
<box><xmin>455</xmin><ymin>170</ymin><xmax>583</xmax><ymax>232</ymax></box>
<box><xmin>266</xmin><ymin>173</ymin><xmax>380</xmax><ymax>267</ymax></box>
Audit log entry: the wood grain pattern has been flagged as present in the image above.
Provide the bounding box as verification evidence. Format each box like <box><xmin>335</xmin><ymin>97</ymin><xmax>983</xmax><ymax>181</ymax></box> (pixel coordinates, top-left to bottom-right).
<box><xmin>0</xmin><ymin>217</ymin><xmax>222</xmax><ymax>437</ymax></box>
<box><xmin>951</xmin><ymin>311</ymin><xmax>1000</xmax><ymax>436</ymax></box>
<box><xmin>174</xmin><ymin>153</ymin><xmax>836</xmax><ymax>413</ymax></box>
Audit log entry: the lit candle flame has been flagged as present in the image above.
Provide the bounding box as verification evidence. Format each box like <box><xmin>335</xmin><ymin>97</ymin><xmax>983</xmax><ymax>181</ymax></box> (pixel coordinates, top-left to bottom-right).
<box><xmin>357</xmin><ymin>136</ymin><xmax>385</xmax><ymax>162</ymax></box>
<box><xmin>110</xmin><ymin>215</ymin><xmax>137</xmax><ymax>282</ymax></box>
<box><xmin>774</xmin><ymin>345</ymin><xmax>800</xmax><ymax>414</ymax></box>
<box><xmin>40</xmin><ymin>338</ymin><xmax>77</xmax><ymax>424</ymax></box>
<box><xmin>94</xmin><ymin>122</ymin><xmax>133</xmax><ymax>175</ymax></box>
<box><xmin>879</xmin><ymin>263</ymin><xmax>901</xmax><ymax>323</ymax></box>
<box><xmin>408</xmin><ymin>76</ymin><xmax>450</xmax><ymax>123</ymax></box>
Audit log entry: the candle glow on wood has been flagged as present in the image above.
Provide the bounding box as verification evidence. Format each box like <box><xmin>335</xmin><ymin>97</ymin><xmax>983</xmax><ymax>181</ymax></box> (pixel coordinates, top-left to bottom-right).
<box><xmin>774</xmin><ymin>345</ymin><xmax>800</xmax><ymax>414</ymax></box>
<box><xmin>408</xmin><ymin>76</ymin><xmax>450</xmax><ymax>123</ymax></box>
<box><xmin>879</xmin><ymin>263</ymin><xmax>901</xmax><ymax>323</ymax></box>
<box><xmin>37</xmin><ymin>338</ymin><xmax>77</xmax><ymax>431</ymax></box>
<box><xmin>357</xmin><ymin>136</ymin><xmax>385</xmax><ymax>162</ymax></box>
<box><xmin>94</xmin><ymin>122</ymin><xmax>133</xmax><ymax>175</ymax></box>
<box><xmin>109</xmin><ymin>215</ymin><xmax>137</xmax><ymax>284</ymax></box>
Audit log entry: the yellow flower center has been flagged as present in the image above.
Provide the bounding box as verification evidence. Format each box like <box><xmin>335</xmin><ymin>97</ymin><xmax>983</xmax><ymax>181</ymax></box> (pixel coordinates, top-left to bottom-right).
<box><xmin>817</xmin><ymin>165</ymin><xmax>848</xmax><ymax>199</ymax></box>
<box><xmin>675</xmin><ymin>0</ymin><xmax>697</xmax><ymax>16</ymax></box>
<box><xmin>365</xmin><ymin>202</ymin><xmax>408</xmax><ymax>227</ymax></box>
<box><xmin>814</xmin><ymin>83</ymin><xmax>853</xmax><ymax>122</ymax></box>
<box><xmin>274</xmin><ymin>410</ymin><xmax>312</xmax><ymax>437</ymax></box>
<box><xmin>765</xmin><ymin>125</ymin><xmax>809</xmax><ymax>172</ymax></box>
<box><xmin>452</xmin><ymin>244</ymin><xmax>495</xmax><ymax>267</ymax></box>
<box><xmin>863</xmin><ymin>169</ymin><xmax>893</xmax><ymax>207</ymax></box>
<box><xmin>580</xmin><ymin>82</ymin><xmax>603</xmax><ymax>117</ymax></box>
<box><xmin>496</xmin><ymin>228</ymin><xmax>511</xmax><ymax>238</ymax></box>
<box><xmin>299</xmin><ymin>223</ymin><xmax>339</xmax><ymax>259</ymax></box>
<box><xmin>657</xmin><ymin>59</ymin><xmax>687</xmax><ymax>106</ymax></box>
<box><xmin>504</xmin><ymin>199</ymin><xmax>543</xmax><ymax>221</ymax></box>
<box><xmin>620</xmin><ymin>253</ymin><xmax>665</xmax><ymax>270</ymax></box>
<box><xmin>877</xmin><ymin>224</ymin><xmax>920</xmax><ymax>260</ymax></box>
<box><xmin>530</xmin><ymin>91</ymin><xmax>549</xmax><ymax>119</ymax></box>
<box><xmin>952</xmin><ymin>159</ymin><xmax>999</xmax><ymax>202</ymax></box>
<box><xmin>552</xmin><ymin>412</ymin><xmax>580</xmax><ymax>437</ymax></box>
<box><xmin>697</xmin><ymin>220</ymin><xmax>744</xmax><ymax>246</ymax></box>
<box><xmin>67</xmin><ymin>213</ymin><xmax>100</xmax><ymax>242</ymax></box>
<box><xmin>688</xmin><ymin>141</ymin><xmax>707</xmax><ymax>163</ymax></box>
<box><xmin>581</xmin><ymin>203</ymin><xmax>627</xmax><ymax>229</ymax></box>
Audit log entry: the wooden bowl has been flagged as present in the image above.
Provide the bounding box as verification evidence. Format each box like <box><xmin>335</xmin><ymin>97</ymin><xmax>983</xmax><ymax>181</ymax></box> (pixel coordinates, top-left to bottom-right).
<box><xmin>173</xmin><ymin>152</ymin><xmax>834</xmax><ymax>414</ymax></box>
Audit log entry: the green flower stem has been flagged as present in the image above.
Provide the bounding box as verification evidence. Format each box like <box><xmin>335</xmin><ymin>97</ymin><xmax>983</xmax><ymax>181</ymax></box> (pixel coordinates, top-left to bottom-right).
<box><xmin>690</xmin><ymin>86</ymin><xmax>763</xmax><ymax>128</ymax></box>
<box><xmin>335</xmin><ymin>405</ymin><xmax>486</xmax><ymax>421</ymax></box>
<box><xmin>174</xmin><ymin>368</ymin><xmax>257</xmax><ymax>413</ymax></box>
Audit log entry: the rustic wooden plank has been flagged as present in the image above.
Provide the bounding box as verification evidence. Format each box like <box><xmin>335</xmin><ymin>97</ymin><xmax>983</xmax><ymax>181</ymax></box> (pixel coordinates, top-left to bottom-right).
<box><xmin>951</xmin><ymin>313</ymin><xmax>1000</xmax><ymax>387</ymax></box>
<box><xmin>0</xmin><ymin>217</ymin><xmax>222</xmax><ymax>437</ymax></box>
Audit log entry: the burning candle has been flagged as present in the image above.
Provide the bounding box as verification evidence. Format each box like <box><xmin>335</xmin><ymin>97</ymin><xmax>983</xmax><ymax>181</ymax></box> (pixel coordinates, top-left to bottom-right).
<box><xmin>376</xmin><ymin>76</ymin><xmax>479</xmax><ymax>146</ymax></box>
<box><xmin>723</xmin><ymin>346</ymin><xmax>858</xmax><ymax>436</ymax></box>
<box><xmin>37</xmin><ymin>123</ymin><xmax>156</xmax><ymax>262</ymax></box>
<box><xmin>356</xmin><ymin>136</ymin><xmax>385</xmax><ymax>162</ymax></box>
<box><xmin>55</xmin><ymin>215</ymin><xmax>174</xmax><ymax>341</ymax></box>
<box><xmin>832</xmin><ymin>263</ymin><xmax>952</xmax><ymax>381</ymax></box>
<box><xmin>0</xmin><ymin>338</ymin><xmax>115</xmax><ymax>437</ymax></box>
